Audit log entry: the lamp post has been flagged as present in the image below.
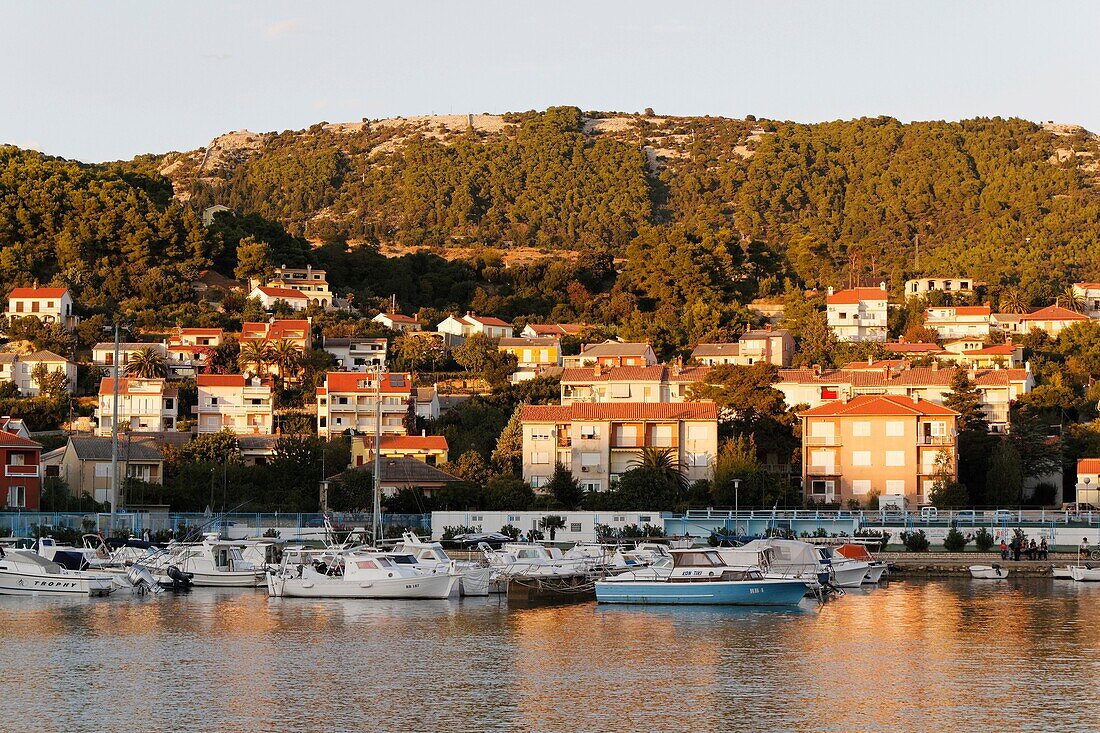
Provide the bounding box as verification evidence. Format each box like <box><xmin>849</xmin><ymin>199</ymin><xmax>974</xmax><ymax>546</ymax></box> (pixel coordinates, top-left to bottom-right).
<box><xmin>733</xmin><ymin>478</ymin><xmax>741</xmax><ymax>518</ymax></box>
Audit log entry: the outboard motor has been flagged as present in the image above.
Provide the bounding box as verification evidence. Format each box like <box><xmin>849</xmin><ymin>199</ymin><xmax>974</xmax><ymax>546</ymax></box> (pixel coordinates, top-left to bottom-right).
<box><xmin>164</xmin><ymin>565</ymin><xmax>194</xmax><ymax>591</ymax></box>
<box><xmin>126</xmin><ymin>566</ymin><xmax>164</xmax><ymax>595</ymax></box>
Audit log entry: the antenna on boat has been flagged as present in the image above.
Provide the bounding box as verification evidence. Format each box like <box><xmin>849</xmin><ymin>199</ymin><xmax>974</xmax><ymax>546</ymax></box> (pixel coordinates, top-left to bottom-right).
<box><xmin>372</xmin><ymin>366</ymin><xmax>384</xmax><ymax>547</ymax></box>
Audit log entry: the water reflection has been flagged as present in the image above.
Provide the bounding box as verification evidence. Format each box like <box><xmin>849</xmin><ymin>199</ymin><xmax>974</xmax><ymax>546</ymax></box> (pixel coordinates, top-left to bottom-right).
<box><xmin>1</xmin><ymin>580</ymin><xmax>1097</xmax><ymax>732</ymax></box>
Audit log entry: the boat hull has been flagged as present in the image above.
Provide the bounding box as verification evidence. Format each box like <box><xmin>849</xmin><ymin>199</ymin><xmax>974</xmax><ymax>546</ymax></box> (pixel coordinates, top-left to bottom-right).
<box><xmin>0</xmin><ymin>570</ymin><xmax>113</xmax><ymax>597</ymax></box>
<box><xmin>459</xmin><ymin>567</ymin><xmax>491</xmax><ymax>596</ymax></box>
<box><xmin>268</xmin><ymin>572</ymin><xmax>458</xmax><ymax>599</ymax></box>
<box><xmin>969</xmin><ymin>565</ymin><xmax>1009</xmax><ymax>579</ymax></box>
<box><xmin>831</xmin><ymin>561</ymin><xmax>871</xmax><ymax>588</ymax></box>
<box><xmin>152</xmin><ymin>569</ymin><xmax>265</xmax><ymax>587</ymax></box>
<box><xmin>863</xmin><ymin>563</ymin><xmax>887</xmax><ymax>584</ymax></box>
<box><xmin>1069</xmin><ymin>566</ymin><xmax>1100</xmax><ymax>582</ymax></box>
<box><xmin>594</xmin><ymin>578</ymin><xmax>808</xmax><ymax>606</ymax></box>
<box><xmin>1052</xmin><ymin>566</ymin><xmax>1074</xmax><ymax>579</ymax></box>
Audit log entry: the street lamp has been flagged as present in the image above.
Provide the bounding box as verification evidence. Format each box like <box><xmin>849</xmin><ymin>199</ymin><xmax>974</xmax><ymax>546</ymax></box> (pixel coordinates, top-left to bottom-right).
<box><xmin>733</xmin><ymin>478</ymin><xmax>741</xmax><ymax>518</ymax></box>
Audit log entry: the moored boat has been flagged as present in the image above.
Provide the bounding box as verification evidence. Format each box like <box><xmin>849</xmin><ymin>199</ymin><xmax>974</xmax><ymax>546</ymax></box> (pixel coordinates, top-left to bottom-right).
<box><xmin>595</xmin><ymin>548</ymin><xmax>808</xmax><ymax>606</ymax></box>
<box><xmin>834</xmin><ymin>543</ymin><xmax>887</xmax><ymax>584</ymax></box>
<box><xmin>267</xmin><ymin>547</ymin><xmax>459</xmax><ymax>599</ymax></box>
<box><xmin>969</xmin><ymin>564</ymin><xmax>1009</xmax><ymax>579</ymax></box>
<box><xmin>140</xmin><ymin>536</ymin><xmax>265</xmax><ymax>587</ymax></box>
<box><xmin>0</xmin><ymin>547</ymin><xmax>115</xmax><ymax>596</ymax></box>
<box><xmin>389</xmin><ymin>532</ymin><xmax>489</xmax><ymax>596</ymax></box>
<box><xmin>1069</xmin><ymin>565</ymin><xmax>1100</xmax><ymax>582</ymax></box>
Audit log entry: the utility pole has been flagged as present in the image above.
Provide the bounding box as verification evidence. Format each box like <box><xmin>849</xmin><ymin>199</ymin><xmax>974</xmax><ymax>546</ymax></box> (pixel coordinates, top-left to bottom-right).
<box><xmin>110</xmin><ymin>323</ymin><xmax>121</xmax><ymax>532</ymax></box>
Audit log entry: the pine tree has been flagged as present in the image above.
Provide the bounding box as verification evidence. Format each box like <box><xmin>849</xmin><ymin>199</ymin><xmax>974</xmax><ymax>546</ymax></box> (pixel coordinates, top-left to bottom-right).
<box><xmin>944</xmin><ymin>369</ymin><xmax>993</xmax><ymax>501</ymax></box>
<box><xmin>985</xmin><ymin>438</ymin><xmax>1024</xmax><ymax>507</ymax></box>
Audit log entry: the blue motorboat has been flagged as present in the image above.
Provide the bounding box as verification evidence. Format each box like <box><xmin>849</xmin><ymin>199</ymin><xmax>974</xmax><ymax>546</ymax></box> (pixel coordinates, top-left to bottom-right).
<box><xmin>594</xmin><ymin>548</ymin><xmax>809</xmax><ymax>606</ymax></box>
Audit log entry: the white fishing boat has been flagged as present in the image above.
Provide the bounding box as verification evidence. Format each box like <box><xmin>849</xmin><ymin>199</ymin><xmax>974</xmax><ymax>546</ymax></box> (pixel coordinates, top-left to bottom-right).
<box><xmin>969</xmin><ymin>564</ymin><xmax>1010</xmax><ymax>579</ymax></box>
<box><xmin>141</xmin><ymin>536</ymin><xmax>266</xmax><ymax>587</ymax></box>
<box><xmin>834</xmin><ymin>543</ymin><xmax>887</xmax><ymax>584</ymax></box>
<box><xmin>734</xmin><ymin>538</ymin><xmax>831</xmax><ymax>589</ymax></box>
<box><xmin>818</xmin><ymin>546</ymin><xmax>871</xmax><ymax>588</ymax></box>
<box><xmin>1069</xmin><ymin>565</ymin><xmax>1100</xmax><ymax>582</ymax></box>
<box><xmin>389</xmin><ymin>532</ymin><xmax>489</xmax><ymax>596</ymax></box>
<box><xmin>0</xmin><ymin>547</ymin><xmax>115</xmax><ymax>596</ymax></box>
<box><xmin>267</xmin><ymin>547</ymin><xmax>459</xmax><ymax>599</ymax></box>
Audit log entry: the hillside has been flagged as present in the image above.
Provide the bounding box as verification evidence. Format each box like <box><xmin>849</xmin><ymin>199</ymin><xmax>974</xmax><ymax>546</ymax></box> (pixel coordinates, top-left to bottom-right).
<box><xmin>144</xmin><ymin>108</ymin><xmax>1100</xmax><ymax>296</ymax></box>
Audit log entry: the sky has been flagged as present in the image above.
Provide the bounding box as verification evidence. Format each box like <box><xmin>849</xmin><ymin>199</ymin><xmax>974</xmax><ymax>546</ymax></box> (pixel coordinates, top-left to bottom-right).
<box><xmin>3</xmin><ymin>1</ymin><xmax>1099</xmax><ymax>162</ymax></box>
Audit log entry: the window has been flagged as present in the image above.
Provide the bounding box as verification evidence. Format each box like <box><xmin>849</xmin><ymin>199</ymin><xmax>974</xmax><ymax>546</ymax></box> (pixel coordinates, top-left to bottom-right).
<box><xmin>610</xmin><ymin>383</ymin><xmax>630</xmax><ymax>398</ymax></box>
<box><xmin>530</xmin><ymin>428</ymin><xmax>551</xmax><ymax>441</ymax></box>
<box><xmin>821</xmin><ymin>387</ymin><xmax>838</xmax><ymax>400</ymax></box>
<box><xmin>581</xmin><ymin>452</ymin><xmax>600</xmax><ymax>467</ymax></box>
<box><xmin>507</xmin><ymin>514</ymin><xmax>520</xmax><ymax>522</ymax></box>
<box><xmin>638</xmin><ymin>515</ymin><xmax>651</xmax><ymax>523</ymax></box>
<box><xmin>579</xmin><ymin>425</ymin><xmax>599</xmax><ymax>439</ymax></box>
<box><xmin>886</xmin><ymin>479</ymin><xmax>906</xmax><ymax>494</ymax></box>
<box><xmin>208</xmin><ymin>396</ymin><xmax>219</xmax><ymax>406</ymax></box>
<box><xmin>687</xmin><ymin>424</ymin><xmax>709</xmax><ymax>440</ymax></box>
<box><xmin>852</xmin><ymin>480</ymin><xmax>871</xmax><ymax>495</ymax></box>
<box><xmin>885</xmin><ymin>451</ymin><xmax>905</xmax><ymax>467</ymax></box>
<box><xmin>581</xmin><ymin>481</ymin><xmax>601</xmax><ymax>492</ymax></box>
<box><xmin>885</xmin><ymin>421</ymin><xmax>905</xmax><ymax>437</ymax></box>
<box><xmin>7</xmin><ymin>486</ymin><xmax>25</xmax><ymax>508</ymax></box>
<box><xmin>852</xmin><ymin>451</ymin><xmax>871</xmax><ymax>466</ymax></box>
<box><xmin>94</xmin><ymin>463</ymin><xmax>114</xmax><ymax>478</ymax></box>
<box><xmin>530</xmin><ymin>475</ymin><xmax>549</xmax><ymax>487</ymax></box>
<box><xmin>852</xmin><ymin>421</ymin><xmax>870</xmax><ymax>437</ymax></box>
<box><xmin>570</xmin><ymin>523</ymin><xmax>582</xmax><ymax>533</ymax></box>
<box><xmin>531</xmin><ymin>452</ymin><xmax>550</xmax><ymax>465</ymax></box>
<box><xmin>613</xmin><ymin>515</ymin><xmax>625</xmax><ymax>522</ymax></box>
<box><xmin>810</xmin><ymin>480</ymin><xmax>834</xmax><ymax>496</ymax></box>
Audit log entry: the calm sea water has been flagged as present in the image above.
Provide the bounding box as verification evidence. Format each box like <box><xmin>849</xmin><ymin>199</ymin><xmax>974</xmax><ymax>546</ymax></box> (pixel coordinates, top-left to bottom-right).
<box><xmin>2</xmin><ymin>578</ymin><xmax>1097</xmax><ymax>733</ymax></box>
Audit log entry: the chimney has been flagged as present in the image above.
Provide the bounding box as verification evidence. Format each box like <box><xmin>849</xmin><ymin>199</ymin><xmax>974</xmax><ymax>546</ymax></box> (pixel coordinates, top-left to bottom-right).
<box><xmin>879</xmin><ymin>281</ymin><xmax>886</xmax><ymax>291</ymax></box>
<box><xmin>827</xmin><ymin>286</ymin><xmax>834</xmax><ymax>297</ymax></box>
<box><xmin>812</xmin><ymin>363</ymin><xmax>821</xmax><ymax>376</ymax></box>
<box><xmin>1025</xmin><ymin>360</ymin><xmax>1031</xmax><ymax>373</ymax></box>
<box><xmin>931</xmin><ymin>360</ymin><xmax>939</xmax><ymax>371</ymax></box>
<box><xmin>422</xmin><ymin>428</ymin><xmax>426</xmax><ymax>437</ymax></box>
<box><xmin>883</xmin><ymin>366</ymin><xmax>890</xmax><ymax>381</ymax></box>
<box><xmin>912</xmin><ymin>394</ymin><xmax>920</xmax><ymax>405</ymax></box>
<box><xmin>594</xmin><ymin>362</ymin><xmax>603</xmax><ymax>377</ymax></box>
<box><xmin>868</xmin><ymin>356</ymin><xmax>874</xmax><ymax>366</ymax></box>
<box><xmin>968</xmin><ymin>368</ymin><xmax>977</xmax><ymax>381</ymax></box>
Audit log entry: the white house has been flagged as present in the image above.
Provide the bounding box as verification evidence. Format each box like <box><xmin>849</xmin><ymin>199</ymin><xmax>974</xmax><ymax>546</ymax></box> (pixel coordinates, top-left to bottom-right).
<box><xmin>923</xmin><ymin>305</ymin><xmax>991</xmax><ymax>340</ymax></box>
<box><xmin>903</xmin><ymin>277</ymin><xmax>980</xmax><ymax>301</ymax></box>
<box><xmin>95</xmin><ymin>378</ymin><xmax>178</xmax><ymax>436</ymax></box>
<box><xmin>4</xmin><ymin>287</ymin><xmax>79</xmax><ymax>330</ymax></box>
<box><xmin>316</xmin><ymin>371</ymin><xmax>414</xmax><ymax>438</ymax></box>
<box><xmin>826</xmin><ymin>285</ymin><xmax>889</xmax><ymax>342</ymax></box>
<box><xmin>436</xmin><ymin>312</ymin><xmax>513</xmax><ymax>343</ymax></box>
<box><xmin>92</xmin><ymin>342</ymin><xmax>169</xmax><ymax>378</ymax></box>
<box><xmin>372</xmin><ymin>312</ymin><xmax>422</xmax><ymax>332</ymax></box>
<box><xmin>0</xmin><ymin>351</ymin><xmax>77</xmax><ymax>396</ymax></box>
<box><xmin>322</xmin><ymin>337</ymin><xmax>387</xmax><ymax>371</ymax></box>
<box><xmin>249</xmin><ymin>285</ymin><xmax>309</xmax><ymax>311</ymax></box>
<box><xmin>193</xmin><ymin>374</ymin><xmax>274</xmax><ymax>435</ymax></box>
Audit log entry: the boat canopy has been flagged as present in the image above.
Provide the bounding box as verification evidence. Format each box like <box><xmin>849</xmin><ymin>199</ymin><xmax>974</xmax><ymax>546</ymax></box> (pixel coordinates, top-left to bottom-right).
<box><xmin>738</xmin><ymin>539</ymin><xmax>822</xmax><ymax>575</ymax></box>
<box><xmin>834</xmin><ymin>543</ymin><xmax>874</xmax><ymax>562</ymax></box>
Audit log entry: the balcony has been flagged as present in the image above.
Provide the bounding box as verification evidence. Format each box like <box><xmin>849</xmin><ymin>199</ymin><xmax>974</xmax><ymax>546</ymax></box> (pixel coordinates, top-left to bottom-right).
<box><xmin>805</xmin><ymin>436</ymin><xmax>842</xmax><ymax>446</ymax></box>
<box><xmin>611</xmin><ymin>438</ymin><xmax>644</xmax><ymax>449</ymax></box>
<box><xmin>806</xmin><ymin>465</ymin><xmax>840</xmax><ymax>476</ymax></box>
<box><xmin>5</xmin><ymin>465</ymin><xmax>39</xmax><ymax>477</ymax></box>
<box><xmin>918</xmin><ymin>435</ymin><xmax>952</xmax><ymax>446</ymax></box>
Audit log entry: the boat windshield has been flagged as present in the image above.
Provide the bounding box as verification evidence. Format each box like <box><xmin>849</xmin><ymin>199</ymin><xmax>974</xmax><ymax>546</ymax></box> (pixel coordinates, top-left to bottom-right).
<box><xmin>673</xmin><ymin>551</ymin><xmax>722</xmax><ymax>568</ymax></box>
<box><xmin>387</xmin><ymin>554</ymin><xmax>416</xmax><ymax>565</ymax></box>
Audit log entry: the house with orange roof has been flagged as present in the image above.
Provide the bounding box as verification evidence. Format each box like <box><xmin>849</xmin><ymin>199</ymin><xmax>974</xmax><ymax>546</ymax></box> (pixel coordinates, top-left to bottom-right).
<box><xmin>256</xmin><ymin>265</ymin><xmax>334</xmax><ymax>309</ymax></box>
<box><xmin>825</xmin><ymin>284</ymin><xmax>888</xmax><ymax>342</ymax></box>
<box><xmin>691</xmin><ymin>327</ymin><xmax>795</xmax><ymax>367</ymax></box>
<box><xmin>923</xmin><ymin>304</ymin><xmax>991</xmax><ymax>340</ymax></box>
<box><xmin>1076</xmin><ymin>458</ymin><xmax>1100</xmax><ymax>505</ymax></box>
<box><xmin>316</xmin><ymin>371</ymin><xmax>413</xmax><ymax>438</ymax></box>
<box><xmin>903</xmin><ymin>277</ymin><xmax>981</xmax><ymax>301</ymax></box>
<box><xmin>193</xmin><ymin>374</ymin><xmax>273</xmax><ymax>435</ymax></box>
<box><xmin>941</xmin><ymin>339</ymin><xmax>1023</xmax><ymax>368</ymax></box>
<box><xmin>436</xmin><ymin>311</ymin><xmax>513</xmax><ymax>344</ymax></box>
<box><xmin>1017</xmin><ymin>305</ymin><xmax>1089</xmax><ymax>338</ymax></box>
<box><xmin>239</xmin><ymin>319</ymin><xmax>312</xmax><ymax>379</ymax></box>
<box><xmin>1071</xmin><ymin>282</ymin><xmax>1100</xmax><ymax>319</ymax></box>
<box><xmin>0</xmin><ymin>430</ymin><xmax>43</xmax><ymax>510</ymax></box>
<box><xmin>372</xmin><ymin>312</ymin><xmax>422</xmax><ymax>332</ymax></box>
<box><xmin>167</xmin><ymin>327</ymin><xmax>225</xmax><ymax>377</ymax></box>
<box><xmin>561</xmin><ymin>340</ymin><xmax>659</xmax><ymax>369</ymax></box>
<box><xmin>884</xmin><ymin>341</ymin><xmax>949</xmax><ymax>358</ymax></box>
<box><xmin>249</xmin><ymin>284</ymin><xmax>310</xmax><ymax>311</ymax></box>
<box><xmin>350</xmin><ymin>433</ymin><xmax>449</xmax><ymax>467</ymax></box>
<box><xmin>4</xmin><ymin>286</ymin><xmax>79</xmax><ymax>331</ymax></box>
<box><xmin>94</xmin><ymin>378</ymin><xmax>178</xmax><ymax>436</ymax></box>
<box><xmin>520</xmin><ymin>402</ymin><xmax>718</xmax><ymax>491</ymax></box>
<box><xmin>799</xmin><ymin>394</ymin><xmax>959</xmax><ymax>506</ymax></box>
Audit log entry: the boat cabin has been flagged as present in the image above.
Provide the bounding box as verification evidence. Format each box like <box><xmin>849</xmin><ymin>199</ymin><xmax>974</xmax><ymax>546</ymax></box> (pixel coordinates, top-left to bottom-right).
<box><xmin>669</xmin><ymin>549</ymin><xmax>764</xmax><ymax>582</ymax></box>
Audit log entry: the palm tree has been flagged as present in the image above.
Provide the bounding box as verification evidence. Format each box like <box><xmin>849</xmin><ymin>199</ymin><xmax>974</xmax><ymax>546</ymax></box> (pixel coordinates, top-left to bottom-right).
<box><xmin>1057</xmin><ymin>285</ymin><xmax>1084</xmax><ymax>312</ymax></box>
<box><xmin>628</xmin><ymin>447</ymin><xmax>688</xmax><ymax>491</ymax></box>
<box><xmin>538</xmin><ymin>515</ymin><xmax>566</xmax><ymax>541</ymax></box>
<box><xmin>998</xmin><ymin>289</ymin><xmax>1028</xmax><ymax>314</ymax></box>
<box><xmin>238</xmin><ymin>339</ymin><xmax>271</xmax><ymax>377</ymax></box>
<box><xmin>125</xmin><ymin>346</ymin><xmax>168</xmax><ymax>378</ymax></box>
<box><xmin>268</xmin><ymin>338</ymin><xmax>302</xmax><ymax>384</ymax></box>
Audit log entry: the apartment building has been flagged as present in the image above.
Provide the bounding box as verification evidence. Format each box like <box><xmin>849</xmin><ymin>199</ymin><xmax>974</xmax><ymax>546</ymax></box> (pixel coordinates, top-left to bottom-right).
<box><xmin>53</xmin><ymin>436</ymin><xmax>164</xmax><ymax>503</ymax></box>
<box><xmin>249</xmin><ymin>285</ymin><xmax>309</xmax><ymax>311</ymax></box>
<box><xmin>4</xmin><ymin>286</ymin><xmax>79</xmax><ymax>330</ymax></box>
<box><xmin>193</xmin><ymin>374</ymin><xmax>274</xmax><ymax>435</ymax></box>
<box><xmin>521</xmin><ymin>323</ymin><xmax>585</xmax><ymax>339</ymax></box>
<box><xmin>691</xmin><ymin>328</ymin><xmax>795</xmax><ymax>367</ymax></box>
<box><xmin>322</xmin><ymin>337</ymin><xmax>387</xmax><ymax>371</ymax></box>
<box><xmin>1</xmin><ymin>431</ymin><xmax>43</xmax><ymax>510</ymax></box>
<box><xmin>560</xmin><ymin>364</ymin><xmax>710</xmax><ymax>405</ymax></box>
<box><xmin>776</xmin><ymin>362</ymin><xmax>1033</xmax><ymax>432</ymax></box>
<box><xmin>884</xmin><ymin>341</ymin><xmax>948</xmax><ymax>358</ymax></box>
<box><xmin>95</xmin><ymin>378</ymin><xmax>178</xmax><ymax>436</ymax></box>
<box><xmin>316</xmin><ymin>371</ymin><xmax>413</xmax><ymax>438</ymax></box>
<box><xmin>166</xmin><ymin>327</ymin><xmax>224</xmax><ymax>376</ymax></box>
<box><xmin>0</xmin><ymin>351</ymin><xmax>77</xmax><ymax>395</ymax></box>
<box><xmin>799</xmin><ymin>394</ymin><xmax>959</xmax><ymax>507</ymax></box>
<box><xmin>350</xmin><ymin>434</ymin><xmax>449</xmax><ymax>467</ymax></box>
<box><xmin>562</xmin><ymin>341</ymin><xmax>659</xmax><ymax>369</ymax></box>
<box><xmin>826</xmin><ymin>285</ymin><xmax>889</xmax><ymax>342</ymax></box>
<box><xmin>239</xmin><ymin>319</ymin><xmax>312</xmax><ymax>378</ymax></box>
<box><xmin>372</xmin><ymin>312</ymin><xmax>422</xmax><ymax>332</ymax></box>
<box><xmin>1072</xmin><ymin>282</ymin><xmax>1100</xmax><ymax>319</ymax></box>
<box><xmin>940</xmin><ymin>340</ymin><xmax>1023</xmax><ymax>368</ymax></box>
<box><xmin>923</xmin><ymin>305</ymin><xmax>991</xmax><ymax>340</ymax></box>
<box><xmin>520</xmin><ymin>402</ymin><xmax>718</xmax><ymax>491</ymax></box>
<box><xmin>92</xmin><ymin>342</ymin><xmax>169</xmax><ymax>378</ymax></box>
<box><xmin>1076</xmin><ymin>458</ymin><xmax>1100</xmax><ymax>505</ymax></box>
<box><xmin>903</xmin><ymin>277</ymin><xmax>980</xmax><ymax>300</ymax></box>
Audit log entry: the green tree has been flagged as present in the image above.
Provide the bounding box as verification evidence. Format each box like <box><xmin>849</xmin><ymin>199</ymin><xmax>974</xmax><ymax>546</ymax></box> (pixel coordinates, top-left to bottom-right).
<box><xmin>176</xmin><ymin>430</ymin><xmax>242</xmax><ymax>465</ymax></box>
<box><xmin>928</xmin><ymin>448</ymin><xmax>968</xmax><ymax>508</ymax></box>
<box><xmin>490</xmin><ymin>404</ymin><xmax>524</xmax><ymax>474</ymax></box>
<box><xmin>267</xmin><ymin>338</ymin><xmax>302</xmax><ymax>386</ymax></box>
<box><xmin>546</xmin><ymin>462</ymin><xmax>584</xmax><ymax>510</ymax></box>
<box><xmin>30</xmin><ymin>362</ymin><xmax>69</xmax><ymax>397</ymax></box>
<box><xmin>234</xmin><ymin>236</ymin><xmax>275</xmax><ymax>284</ymax></box>
<box><xmin>452</xmin><ymin>333</ymin><xmax>517</xmax><ymax>387</ymax></box>
<box><xmin>538</xmin><ymin>514</ymin><xmax>566</xmax><ymax>540</ymax></box>
<box><xmin>628</xmin><ymin>447</ymin><xmax>687</xmax><ymax>492</ymax></box>
<box><xmin>393</xmin><ymin>333</ymin><xmax>445</xmax><ymax>372</ymax></box>
<box><xmin>985</xmin><ymin>438</ymin><xmax>1024</xmax><ymax>507</ymax></box>
<box><xmin>944</xmin><ymin>369</ymin><xmax>992</xmax><ymax>500</ymax></box>
<box><xmin>124</xmin><ymin>346</ymin><xmax>168</xmax><ymax>378</ymax></box>
<box><xmin>239</xmin><ymin>339</ymin><xmax>271</xmax><ymax>376</ymax></box>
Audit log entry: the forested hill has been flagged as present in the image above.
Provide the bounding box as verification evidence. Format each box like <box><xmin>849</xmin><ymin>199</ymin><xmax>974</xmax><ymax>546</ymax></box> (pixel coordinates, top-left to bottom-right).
<box><xmin>151</xmin><ymin>107</ymin><xmax>1100</xmax><ymax>293</ymax></box>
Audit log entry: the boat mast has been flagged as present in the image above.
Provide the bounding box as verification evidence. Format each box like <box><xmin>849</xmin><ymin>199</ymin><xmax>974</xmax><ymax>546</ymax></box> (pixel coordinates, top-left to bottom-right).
<box><xmin>110</xmin><ymin>322</ymin><xmax>121</xmax><ymax>534</ymax></box>
<box><xmin>372</xmin><ymin>367</ymin><xmax>383</xmax><ymax>547</ymax></box>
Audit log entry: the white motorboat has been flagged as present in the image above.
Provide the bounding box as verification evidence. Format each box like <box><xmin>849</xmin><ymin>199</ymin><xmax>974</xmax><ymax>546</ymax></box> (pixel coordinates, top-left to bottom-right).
<box><xmin>267</xmin><ymin>547</ymin><xmax>459</xmax><ymax>599</ymax></box>
<box><xmin>818</xmin><ymin>546</ymin><xmax>871</xmax><ymax>588</ymax></box>
<box><xmin>1052</xmin><ymin>566</ymin><xmax>1074</xmax><ymax>579</ymax></box>
<box><xmin>834</xmin><ymin>543</ymin><xmax>887</xmax><ymax>584</ymax></box>
<box><xmin>141</xmin><ymin>536</ymin><xmax>266</xmax><ymax>587</ymax></box>
<box><xmin>1069</xmin><ymin>565</ymin><xmax>1100</xmax><ymax>582</ymax></box>
<box><xmin>0</xmin><ymin>547</ymin><xmax>115</xmax><ymax>596</ymax></box>
<box><xmin>734</xmin><ymin>538</ymin><xmax>831</xmax><ymax>589</ymax></box>
<box><xmin>969</xmin><ymin>564</ymin><xmax>1010</xmax><ymax>579</ymax></box>
<box><xmin>480</xmin><ymin>542</ymin><xmax>594</xmax><ymax>592</ymax></box>
<box><xmin>389</xmin><ymin>532</ymin><xmax>489</xmax><ymax>596</ymax></box>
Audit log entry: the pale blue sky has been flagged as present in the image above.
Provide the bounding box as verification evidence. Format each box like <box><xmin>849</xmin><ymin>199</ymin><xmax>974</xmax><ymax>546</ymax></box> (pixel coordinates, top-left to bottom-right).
<box><xmin>3</xmin><ymin>1</ymin><xmax>1098</xmax><ymax>162</ymax></box>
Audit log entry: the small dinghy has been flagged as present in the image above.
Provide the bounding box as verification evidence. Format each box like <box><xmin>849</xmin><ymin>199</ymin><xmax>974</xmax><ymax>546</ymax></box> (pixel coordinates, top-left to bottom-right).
<box><xmin>969</xmin><ymin>564</ymin><xmax>1009</xmax><ymax>579</ymax></box>
<box><xmin>1052</xmin><ymin>566</ymin><xmax>1074</xmax><ymax>579</ymax></box>
<box><xmin>1069</xmin><ymin>565</ymin><xmax>1100</xmax><ymax>582</ymax></box>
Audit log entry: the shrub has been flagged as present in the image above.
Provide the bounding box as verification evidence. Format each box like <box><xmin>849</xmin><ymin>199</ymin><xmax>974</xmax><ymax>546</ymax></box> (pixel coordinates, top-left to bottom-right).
<box><xmin>974</xmin><ymin>527</ymin><xmax>995</xmax><ymax>552</ymax></box>
<box><xmin>900</xmin><ymin>529</ymin><xmax>930</xmax><ymax>552</ymax></box>
<box><xmin>854</xmin><ymin>529</ymin><xmax>891</xmax><ymax>551</ymax></box>
<box><xmin>499</xmin><ymin>524</ymin><xmax>520</xmax><ymax>539</ymax></box>
<box><xmin>943</xmin><ymin>526</ymin><xmax>970</xmax><ymax>552</ymax></box>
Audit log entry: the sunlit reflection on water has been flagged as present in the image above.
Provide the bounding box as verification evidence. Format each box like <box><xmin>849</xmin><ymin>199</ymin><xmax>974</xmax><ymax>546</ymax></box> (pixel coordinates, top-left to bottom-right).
<box><xmin>1</xmin><ymin>579</ymin><xmax>1097</xmax><ymax>732</ymax></box>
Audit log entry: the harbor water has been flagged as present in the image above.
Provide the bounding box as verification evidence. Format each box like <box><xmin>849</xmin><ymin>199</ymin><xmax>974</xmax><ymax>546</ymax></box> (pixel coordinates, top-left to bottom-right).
<box><xmin>3</xmin><ymin>578</ymin><xmax>1098</xmax><ymax>732</ymax></box>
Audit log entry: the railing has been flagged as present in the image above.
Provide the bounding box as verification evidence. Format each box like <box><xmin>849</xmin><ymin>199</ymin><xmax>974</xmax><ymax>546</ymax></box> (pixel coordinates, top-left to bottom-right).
<box><xmin>806</xmin><ymin>465</ymin><xmax>839</xmax><ymax>476</ymax></box>
<box><xmin>919</xmin><ymin>435</ymin><xmax>952</xmax><ymax>445</ymax></box>
<box><xmin>5</xmin><ymin>465</ymin><xmax>39</xmax><ymax>477</ymax></box>
<box><xmin>805</xmin><ymin>436</ymin><xmax>841</xmax><ymax>446</ymax></box>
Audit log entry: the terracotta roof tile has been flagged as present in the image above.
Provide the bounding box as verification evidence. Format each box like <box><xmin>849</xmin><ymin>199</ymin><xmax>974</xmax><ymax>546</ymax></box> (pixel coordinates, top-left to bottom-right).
<box><xmin>826</xmin><ymin>287</ymin><xmax>888</xmax><ymax>305</ymax></box>
<box><xmin>321</xmin><ymin>371</ymin><xmax>413</xmax><ymax>395</ymax></box>
<box><xmin>1020</xmin><ymin>305</ymin><xmax>1088</xmax><ymax>322</ymax></box>
<box><xmin>1078</xmin><ymin>458</ymin><xmax>1100</xmax><ymax>474</ymax></box>
<box><xmin>255</xmin><ymin>285</ymin><xmax>307</xmax><ymax>299</ymax></box>
<box><xmin>521</xmin><ymin>403</ymin><xmax>717</xmax><ymax>422</ymax></box>
<box><xmin>8</xmin><ymin>287</ymin><xmax>68</xmax><ymax>299</ymax></box>
<box><xmin>799</xmin><ymin>394</ymin><xmax>958</xmax><ymax>417</ymax></box>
